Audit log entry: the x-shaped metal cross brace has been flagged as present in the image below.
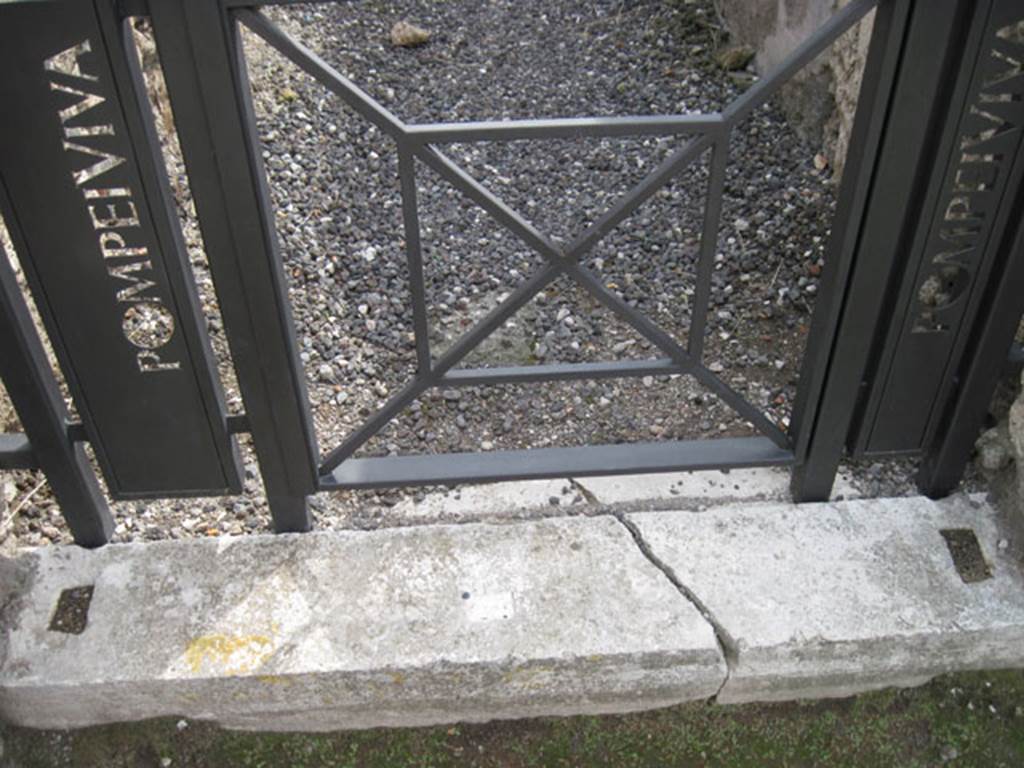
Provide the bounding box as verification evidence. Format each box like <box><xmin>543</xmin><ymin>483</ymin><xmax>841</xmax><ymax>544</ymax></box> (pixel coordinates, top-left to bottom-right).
<box><xmin>235</xmin><ymin>0</ymin><xmax>878</xmax><ymax>473</ymax></box>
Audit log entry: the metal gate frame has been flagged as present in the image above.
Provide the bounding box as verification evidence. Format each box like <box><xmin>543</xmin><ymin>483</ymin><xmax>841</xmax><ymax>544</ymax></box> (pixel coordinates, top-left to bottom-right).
<box><xmin>2</xmin><ymin>0</ymin><xmax>1022</xmax><ymax>546</ymax></box>
<box><xmin>149</xmin><ymin>0</ymin><xmax>893</xmax><ymax>508</ymax></box>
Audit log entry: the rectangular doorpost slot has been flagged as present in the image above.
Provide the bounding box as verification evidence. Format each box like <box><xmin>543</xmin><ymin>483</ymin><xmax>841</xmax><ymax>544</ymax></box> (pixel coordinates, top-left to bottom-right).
<box><xmin>940</xmin><ymin>528</ymin><xmax>992</xmax><ymax>584</ymax></box>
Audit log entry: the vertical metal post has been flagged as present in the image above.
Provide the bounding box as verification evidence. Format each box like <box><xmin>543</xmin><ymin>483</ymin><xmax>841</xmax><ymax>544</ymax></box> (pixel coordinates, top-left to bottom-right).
<box><xmin>397</xmin><ymin>145</ymin><xmax>432</xmax><ymax>374</ymax></box>
<box><xmin>689</xmin><ymin>134</ymin><xmax>729</xmax><ymax>360</ymax></box>
<box><xmin>0</xmin><ymin>183</ymin><xmax>113</xmax><ymax>548</ymax></box>
<box><xmin>790</xmin><ymin>0</ymin><xmax>974</xmax><ymax>500</ymax></box>
<box><xmin>147</xmin><ymin>0</ymin><xmax>318</xmax><ymax>530</ymax></box>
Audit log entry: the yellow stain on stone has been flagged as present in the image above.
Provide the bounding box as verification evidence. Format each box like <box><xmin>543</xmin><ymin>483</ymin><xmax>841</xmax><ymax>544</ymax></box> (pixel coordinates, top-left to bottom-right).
<box><xmin>256</xmin><ymin>674</ymin><xmax>292</xmax><ymax>686</ymax></box>
<box><xmin>184</xmin><ymin>633</ymin><xmax>275</xmax><ymax>676</ymax></box>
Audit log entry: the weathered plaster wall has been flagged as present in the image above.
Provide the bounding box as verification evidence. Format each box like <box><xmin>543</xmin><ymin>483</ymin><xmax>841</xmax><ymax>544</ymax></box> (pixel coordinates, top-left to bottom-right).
<box><xmin>713</xmin><ymin>0</ymin><xmax>874</xmax><ymax>176</ymax></box>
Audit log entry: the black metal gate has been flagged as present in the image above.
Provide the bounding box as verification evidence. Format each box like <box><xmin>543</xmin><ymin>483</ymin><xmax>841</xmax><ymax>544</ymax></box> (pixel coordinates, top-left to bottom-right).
<box><xmin>1</xmin><ymin>0</ymin><xmax>1022</xmax><ymax>546</ymax></box>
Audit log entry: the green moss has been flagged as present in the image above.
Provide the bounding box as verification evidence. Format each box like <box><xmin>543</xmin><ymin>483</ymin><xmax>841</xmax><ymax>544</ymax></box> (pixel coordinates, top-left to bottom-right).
<box><xmin>3</xmin><ymin>670</ymin><xmax>1023</xmax><ymax>768</ymax></box>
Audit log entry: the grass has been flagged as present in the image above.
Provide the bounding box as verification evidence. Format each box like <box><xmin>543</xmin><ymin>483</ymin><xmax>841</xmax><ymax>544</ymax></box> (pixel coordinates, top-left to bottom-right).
<box><xmin>3</xmin><ymin>669</ymin><xmax>1023</xmax><ymax>767</ymax></box>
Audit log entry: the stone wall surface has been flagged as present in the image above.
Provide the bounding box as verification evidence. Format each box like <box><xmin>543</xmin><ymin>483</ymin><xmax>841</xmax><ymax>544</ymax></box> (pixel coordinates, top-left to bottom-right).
<box><xmin>1009</xmin><ymin>375</ymin><xmax>1024</xmax><ymax>524</ymax></box>
<box><xmin>975</xmin><ymin>369</ymin><xmax>1024</xmax><ymax>534</ymax></box>
<box><xmin>712</xmin><ymin>0</ymin><xmax>873</xmax><ymax>176</ymax></box>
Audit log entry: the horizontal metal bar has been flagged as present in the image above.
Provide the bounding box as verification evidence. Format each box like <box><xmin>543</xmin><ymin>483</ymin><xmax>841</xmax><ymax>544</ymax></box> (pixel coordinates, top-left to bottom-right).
<box><xmin>234</xmin><ymin>9</ymin><xmax>408</xmax><ymax>141</ymax></box>
<box><xmin>321</xmin><ymin>436</ymin><xmax>794</xmax><ymax>489</ymax></box>
<box><xmin>318</xmin><ymin>264</ymin><xmax>563</xmax><ymax>473</ymax></box>
<box><xmin>442</xmin><ymin>359</ymin><xmax>683</xmax><ymax>387</ymax></box>
<box><xmin>723</xmin><ymin>0</ymin><xmax>878</xmax><ymax>127</ymax></box>
<box><xmin>405</xmin><ymin>114</ymin><xmax>722</xmax><ymax>143</ymax></box>
<box><xmin>0</xmin><ymin>433</ymin><xmax>37</xmax><ymax>470</ymax></box>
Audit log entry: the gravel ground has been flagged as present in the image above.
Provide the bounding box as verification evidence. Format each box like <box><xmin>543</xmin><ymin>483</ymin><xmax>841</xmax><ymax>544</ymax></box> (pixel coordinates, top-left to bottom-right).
<box><xmin>253</xmin><ymin>0</ymin><xmax>830</xmax><ymax>460</ymax></box>
<box><xmin>0</xmin><ymin>0</ymin><xmax>990</xmax><ymax>549</ymax></box>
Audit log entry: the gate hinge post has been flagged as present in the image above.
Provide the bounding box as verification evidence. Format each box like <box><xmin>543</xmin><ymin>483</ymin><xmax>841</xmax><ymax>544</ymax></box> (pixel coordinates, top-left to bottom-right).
<box><xmin>145</xmin><ymin>0</ymin><xmax>319</xmax><ymax>531</ymax></box>
<box><xmin>0</xmin><ymin>190</ymin><xmax>113</xmax><ymax>547</ymax></box>
<box><xmin>788</xmin><ymin>0</ymin><xmax>915</xmax><ymax>502</ymax></box>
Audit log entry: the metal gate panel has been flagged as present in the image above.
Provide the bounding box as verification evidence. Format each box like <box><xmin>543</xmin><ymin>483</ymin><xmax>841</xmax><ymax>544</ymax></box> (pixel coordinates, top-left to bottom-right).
<box><xmin>221</xmin><ymin>0</ymin><xmax>882</xmax><ymax>490</ymax></box>
<box><xmin>0</xmin><ymin>0</ymin><xmax>242</xmax><ymax>497</ymax></box>
<box><xmin>4</xmin><ymin>0</ymin><xmax>1018</xmax><ymax>531</ymax></box>
<box><xmin>855</xmin><ymin>0</ymin><xmax>1024</xmax><ymax>455</ymax></box>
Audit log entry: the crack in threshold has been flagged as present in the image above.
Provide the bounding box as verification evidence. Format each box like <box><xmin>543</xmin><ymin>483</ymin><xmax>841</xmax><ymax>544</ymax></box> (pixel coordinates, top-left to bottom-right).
<box><xmin>613</xmin><ymin>512</ymin><xmax>737</xmax><ymax>699</ymax></box>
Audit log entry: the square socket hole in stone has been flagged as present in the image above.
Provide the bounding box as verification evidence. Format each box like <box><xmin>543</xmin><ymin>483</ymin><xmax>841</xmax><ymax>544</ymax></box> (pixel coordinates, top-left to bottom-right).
<box><xmin>48</xmin><ymin>585</ymin><xmax>94</xmax><ymax>634</ymax></box>
<box><xmin>940</xmin><ymin>529</ymin><xmax>992</xmax><ymax>584</ymax></box>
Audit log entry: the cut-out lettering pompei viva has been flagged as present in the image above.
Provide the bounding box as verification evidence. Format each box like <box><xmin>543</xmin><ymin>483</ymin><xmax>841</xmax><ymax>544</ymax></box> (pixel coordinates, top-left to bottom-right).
<box><xmin>45</xmin><ymin>39</ymin><xmax>180</xmax><ymax>372</ymax></box>
<box><xmin>913</xmin><ymin>19</ymin><xmax>1024</xmax><ymax>333</ymax></box>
